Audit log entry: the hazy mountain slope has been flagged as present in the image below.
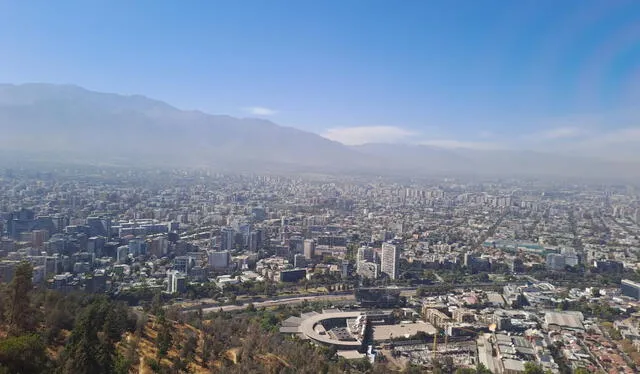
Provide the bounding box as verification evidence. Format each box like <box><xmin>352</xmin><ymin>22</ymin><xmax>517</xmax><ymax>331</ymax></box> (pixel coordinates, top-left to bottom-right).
<box><xmin>1</xmin><ymin>83</ymin><xmax>639</xmax><ymax>179</ymax></box>
<box><xmin>0</xmin><ymin>84</ymin><xmax>367</xmax><ymax>170</ymax></box>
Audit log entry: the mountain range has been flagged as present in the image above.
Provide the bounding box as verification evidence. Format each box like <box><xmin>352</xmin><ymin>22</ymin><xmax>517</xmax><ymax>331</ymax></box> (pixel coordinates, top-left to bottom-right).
<box><xmin>0</xmin><ymin>83</ymin><xmax>638</xmax><ymax>179</ymax></box>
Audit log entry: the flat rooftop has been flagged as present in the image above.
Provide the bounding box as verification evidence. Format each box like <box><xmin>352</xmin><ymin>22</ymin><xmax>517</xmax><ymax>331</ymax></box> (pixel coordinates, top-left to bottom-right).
<box><xmin>545</xmin><ymin>311</ymin><xmax>584</xmax><ymax>330</ymax></box>
<box><xmin>372</xmin><ymin>321</ymin><xmax>437</xmax><ymax>341</ymax></box>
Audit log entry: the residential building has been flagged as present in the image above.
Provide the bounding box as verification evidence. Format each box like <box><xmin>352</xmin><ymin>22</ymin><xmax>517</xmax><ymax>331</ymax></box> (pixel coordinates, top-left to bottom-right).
<box><xmin>381</xmin><ymin>242</ymin><xmax>399</xmax><ymax>280</ymax></box>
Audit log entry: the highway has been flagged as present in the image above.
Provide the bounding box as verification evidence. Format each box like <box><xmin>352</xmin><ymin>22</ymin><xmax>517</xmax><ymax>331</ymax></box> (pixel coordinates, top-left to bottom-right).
<box><xmin>200</xmin><ymin>293</ymin><xmax>355</xmax><ymax>313</ymax></box>
<box><xmin>176</xmin><ymin>282</ymin><xmax>526</xmax><ymax>314</ymax></box>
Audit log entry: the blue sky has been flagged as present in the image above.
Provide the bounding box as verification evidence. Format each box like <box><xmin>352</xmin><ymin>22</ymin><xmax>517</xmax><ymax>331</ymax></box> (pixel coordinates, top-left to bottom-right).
<box><xmin>1</xmin><ymin>0</ymin><xmax>639</xmax><ymax>154</ymax></box>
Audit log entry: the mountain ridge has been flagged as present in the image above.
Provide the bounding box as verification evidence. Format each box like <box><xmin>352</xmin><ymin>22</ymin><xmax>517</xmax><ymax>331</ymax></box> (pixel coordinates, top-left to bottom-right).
<box><xmin>1</xmin><ymin>83</ymin><xmax>639</xmax><ymax>179</ymax></box>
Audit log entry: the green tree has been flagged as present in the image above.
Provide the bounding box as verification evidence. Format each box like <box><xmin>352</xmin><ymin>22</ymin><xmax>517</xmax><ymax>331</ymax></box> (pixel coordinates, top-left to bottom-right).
<box><xmin>180</xmin><ymin>334</ymin><xmax>197</xmax><ymax>363</ymax></box>
<box><xmin>455</xmin><ymin>369</ymin><xmax>476</xmax><ymax>374</ymax></box>
<box><xmin>524</xmin><ymin>362</ymin><xmax>544</xmax><ymax>374</ymax></box>
<box><xmin>0</xmin><ymin>334</ymin><xmax>50</xmax><ymax>374</ymax></box>
<box><xmin>7</xmin><ymin>262</ymin><xmax>36</xmax><ymax>335</ymax></box>
<box><xmin>58</xmin><ymin>298</ymin><xmax>118</xmax><ymax>374</ymax></box>
<box><xmin>156</xmin><ymin>313</ymin><xmax>174</xmax><ymax>358</ymax></box>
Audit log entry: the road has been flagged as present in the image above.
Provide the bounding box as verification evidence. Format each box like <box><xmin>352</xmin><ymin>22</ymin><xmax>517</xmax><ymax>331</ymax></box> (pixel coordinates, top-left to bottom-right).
<box><xmin>200</xmin><ymin>293</ymin><xmax>356</xmax><ymax>313</ymax></box>
<box><xmin>176</xmin><ymin>282</ymin><xmax>520</xmax><ymax>314</ymax></box>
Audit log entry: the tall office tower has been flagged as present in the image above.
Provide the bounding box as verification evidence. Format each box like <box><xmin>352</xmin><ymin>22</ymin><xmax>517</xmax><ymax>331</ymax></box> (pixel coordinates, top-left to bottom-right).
<box><xmin>88</xmin><ymin>236</ymin><xmax>106</xmax><ymax>258</ymax></box>
<box><xmin>303</xmin><ymin>239</ymin><xmax>316</xmax><ymax>260</ymax></box>
<box><xmin>53</xmin><ymin>214</ymin><xmax>69</xmax><ymax>234</ymax></box>
<box><xmin>289</xmin><ymin>235</ymin><xmax>304</xmax><ymax>255</ymax></box>
<box><xmin>381</xmin><ymin>242</ymin><xmax>399</xmax><ymax>280</ymax></box>
<box><xmin>208</xmin><ymin>250</ymin><xmax>230</xmax><ymax>269</ymax></box>
<box><xmin>166</xmin><ymin>270</ymin><xmax>186</xmax><ymax>294</ymax></box>
<box><xmin>341</xmin><ymin>260</ymin><xmax>350</xmax><ymax>279</ymax></box>
<box><xmin>86</xmin><ymin>217</ymin><xmax>107</xmax><ymax>236</ymax></box>
<box><xmin>128</xmin><ymin>238</ymin><xmax>146</xmax><ymax>257</ymax></box>
<box><xmin>248</xmin><ymin>231</ymin><xmax>258</xmax><ymax>252</ymax></box>
<box><xmin>116</xmin><ymin>245</ymin><xmax>129</xmax><ymax>264</ymax></box>
<box><xmin>6</xmin><ymin>208</ymin><xmax>35</xmax><ymax>239</ymax></box>
<box><xmin>31</xmin><ymin>230</ymin><xmax>50</xmax><ymax>249</ymax></box>
<box><xmin>220</xmin><ymin>227</ymin><xmax>235</xmax><ymax>251</ymax></box>
<box><xmin>294</xmin><ymin>253</ymin><xmax>307</xmax><ymax>268</ymax></box>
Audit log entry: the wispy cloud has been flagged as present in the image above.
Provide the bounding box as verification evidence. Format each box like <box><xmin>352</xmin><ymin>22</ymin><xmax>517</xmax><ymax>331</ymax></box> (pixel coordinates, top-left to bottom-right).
<box><xmin>244</xmin><ymin>106</ymin><xmax>278</xmax><ymax>116</ymax></box>
<box><xmin>322</xmin><ymin>126</ymin><xmax>415</xmax><ymax>145</ymax></box>
<box><xmin>419</xmin><ymin>139</ymin><xmax>503</xmax><ymax>150</ymax></box>
<box><xmin>540</xmin><ymin>126</ymin><xmax>585</xmax><ymax>139</ymax></box>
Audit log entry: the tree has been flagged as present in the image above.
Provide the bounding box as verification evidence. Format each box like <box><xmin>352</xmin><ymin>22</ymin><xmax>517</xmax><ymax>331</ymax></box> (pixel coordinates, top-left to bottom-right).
<box><xmin>180</xmin><ymin>334</ymin><xmax>198</xmax><ymax>363</ymax></box>
<box><xmin>0</xmin><ymin>334</ymin><xmax>50</xmax><ymax>374</ymax></box>
<box><xmin>524</xmin><ymin>362</ymin><xmax>544</xmax><ymax>374</ymax></box>
<box><xmin>476</xmin><ymin>363</ymin><xmax>492</xmax><ymax>374</ymax></box>
<box><xmin>150</xmin><ymin>290</ymin><xmax>162</xmax><ymax>315</ymax></box>
<box><xmin>201</xmin><ymin>335</ymin><xmax>213</xmax><ymax>367</ymax></box>
<box><xmin>455</xmin><ymin>369</ymin><xmax>476</xmax><ymax>374</ymax></box>
<box><xmin>156</xmin><ymin>313</ymin><xmax>174</xmax><ymax>358</ymax></box>
<box><xmin>7</xmin><ymin>262</ymin><xmax>36</xmax><ymax>335</ymax></box>
<box><xmin>57</xmin><ymin>298</ymin><xmax>125</xmax><ymax>374</ymax></box>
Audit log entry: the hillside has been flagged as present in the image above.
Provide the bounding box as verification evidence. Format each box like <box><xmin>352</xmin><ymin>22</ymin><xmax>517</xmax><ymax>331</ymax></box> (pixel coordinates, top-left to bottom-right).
<box><xmin>0</xmin><ymin>262</ymin><xmax>385</xmax><ymax>374</ymax></box>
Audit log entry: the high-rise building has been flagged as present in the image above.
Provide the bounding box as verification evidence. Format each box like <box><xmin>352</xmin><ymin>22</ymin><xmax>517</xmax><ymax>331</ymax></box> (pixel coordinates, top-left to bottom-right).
<box><xmin>31</xmin><ymin>230</ymin><xmax>49</xmax><ymax>249</ymax></box>
<box><xmin>87</xmin><ymin>236</ymin><xmax>106</xmax><ymax>258</ymax></box>
<box><xmin>208</xmin><ymin>250</ymin><xmax>230</xmax><ymax>269</ymax></box>
<box><xmin>303</xmin><ymin>239</ymin><xmax>315</xmax><ymax>260</ymax></box>
<box><xmin>128</xmin><ymin>238</ymin><xmax>146</xmax><ymax>257</ymax></box>
<box><xmin>546</xmin><ymin>253</ymin><xmax>566</xmax><ymax>271</ymax></box>
<box><xmin>621</xmin><ymin>279</ymin><xmax>640</xmax><ymax>300</ymax></box>
<box><xmin>6</xmin><ymin>208</ymin><xmax>35</xmax><ymax>239</ymax></box>
<box><xmin>53</xmin><ymin>214</ymin><xmax>69</xmax><ymax>234</ymax></box>
<box><xmin>289</xmin><ymin>236</ymin><xmax>304</xmax><ymax>255</ymax></box>
<box><xmin>248</xmin><ymin>230</ymin><xmax>262</xmax><ymax>252</ymax></box>
<box><xmin>167</xmin><ymin>270</ymin><xmax>186</xmax><ymax>293</ymax></box>
<box><xmin>116</xmin><ymin>245</ymin><xmax>128</xmax><ymax>264</ymax></box>
<box><xmin>561</xmin><ymin>248</ymin><xmax>579</xmax><ymax>267</ymax></box>
<box><xmin>87</xmin><ymin>217</ymin><xmax>109</xmax><ymax>237</ymax></box>
<box><xmin>381</xmin><ymin>243</ymin><xmax>399</xmax><ymax>280</ymax></box>
<box><xmin>510</xmin><ymin>258</ymin><xmax>525</xmax><ymax>273</ymax></box>
<box><xmin>357</xmin><ymin>246</ymin><xmax>375</xmax><ymax>263</ymax></box>
<box><xmin>251</xmin><ymin>207</ymin><xmax>266</xmax><ymax>222</ymax></box>
<box><xmin>174</xmin><ymin>255</ymin><xmax>195</xmax><ymax>273</ymax></box>
<box><xmin>148</xmin><ymin>236</ymin><xmax>169</xmax><ymax>257</ymax></box>
<box><xmin>464</xmin><ymin>252</ymin><xmax>490</xmax><ymax>272</ymax></box>
<box><xmin>220</xmin><ymin>227</ymin><xmax>235</xmax><ymax>251</ymax></box>
<box><xmin>341</xmin><ymin>260</ymin><xmax>350</xmax><ymax>279</ymax></box>
<box><xmin>294</xmin><ymin>253</ymin><xmax>306</xmax><ymax>268</ymax></box>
